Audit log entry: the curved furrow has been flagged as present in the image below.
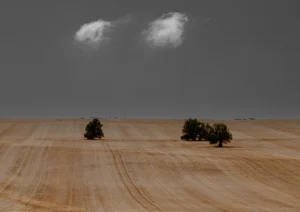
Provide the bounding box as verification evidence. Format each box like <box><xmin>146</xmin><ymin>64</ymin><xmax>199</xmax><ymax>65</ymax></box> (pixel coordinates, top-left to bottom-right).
<box><xmin>242</xmin><ymin>158</ymin><xmax>300</xmax><ymax>194</ymax></box>
<box><xmin>0</xmin><ymin>193</ymin><xmax>86</xmax><ymax>212</ymax></box>
<box><xmin>0</xmin><ymin>146</ymin><xmax>34</xmax><ymax>195</ymax></box>
<box><xmin>181</xmin><ymin>154</ymin><xmax>252</xmax><ymax>212</ymax></box>
<box><xmin>14</xmin><ymin>123</ymin><xmax>51</xmax><ymax>209</ymax></box>
<box><xmin>115</xmin><ymin>151</ymin><xmax>163</xmax><ymax>211</ymax></box>
<box><xmin>0</xmin><ymin>146</ymin><xmax>36</xmax><ymax>210</ymax></box>
<box><xmin>35</xmin><ymin>125</ymin><xmax>74</xmax><ymax>210</ymax></box>
<box><xmin>130</xmin><ymin>151</ymin><xmax>204</xmax><ymax>211</ymax></box>
<box><xmin>264</xmin><ymin>158</ymin><xmax>300</xmax><ymax>181</ymax></box>
<box><xmin>283</xmin><ymin>159</ymin><xmax>300</xmax><ymax>170</ymax></box>
<box><xmin>161</xmin><ymin>153</ymin><xmax>202</xmax><ymax>211</ymax></box>
<box><xmin>28</xmin><ymin>124</ymin><xmax>87</xmax><ymax>212</ymax></box>
<box><xmin>91</xmin><ymin>147</ymin><xmax>111</xmax><ymax>211</ymax></box>
<box><xmin>106</xmin><ymin>143</ymin><xmax>162</xmax><ymax>212</ymax></box>
<box><xmin>1</xmin><ymin>119</ymin><xmax>300</xmax><ymax>211</ymax></box>
<box><xmin>108</xmin><ymin>148</ymin><xmax>150</xmax><ymax>211</ymax></box>
<box><xmin>146</xmin><ymin>154</ymin><xmax>188</xmax><ymax>211</ymax></box>
<box><xmin>204</xmin><ymin>156</ymin><xmax>295</xmax><ymax>212</ymax></box>
<box><xmin>165</xmin><ymin>153</ymin><xmax>225</xmax><ymax>211</ymax></box>
<box><xmin>105</xmin><ymin>142</ymin><xmax>148</xmax><ymax>211</ymax></box>
<box><xmin>169</xmin><ymin>153</ymin><xmax>234</xmax><ymax>211</ymax></box>
<box><xmin>264</xmin><ymin>139</ymin><xmax>300</xmax><ymax>152</ymax></box>
<box><xmin>1</xmin><ymin>147</ymin><xmax>51</xmax><ymax>211</ymax></box>
<box><xmin>115</xmin><ymin>145</ymin><xmax>174</xmax><ymax>211</ymax></box>
<box><xmin>14</xmin><ymin>146</ymin><xmax>47</xmax><ymax>210</ymax></box>
<box><xmin>99</xmin><ymin>143</ymin><xmax>149</xmax><ymax>211</ymax></box>
<box><xmin>56</xmin><ymin>142</ymin><xmax>78</xmax><ymax>206</ymax></box>
<box><xmin>230</xmin><ymin>158</ymin><xmax>300</xmax><ymax>207</ymax></box>
<box><xmin>245</xmin><ymin>158</ymin><xmax>300</xmax><ymax>198</ymax></box>
<box><xmin>65</xmin><ymin>122</ymin><xmax>81</xmax><ymax>207</ymax></box>
<box><xmin>19</xmin><ymin>122</ymin><xmax>56</xmax><ymax>210</ymax></box>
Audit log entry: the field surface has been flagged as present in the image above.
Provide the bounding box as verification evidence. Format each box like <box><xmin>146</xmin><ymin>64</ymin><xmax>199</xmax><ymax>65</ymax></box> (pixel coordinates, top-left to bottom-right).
<box><xmin>0</xmin><ymin>118</ymin><xmax>299</xmax><ymax>212</ymax></box>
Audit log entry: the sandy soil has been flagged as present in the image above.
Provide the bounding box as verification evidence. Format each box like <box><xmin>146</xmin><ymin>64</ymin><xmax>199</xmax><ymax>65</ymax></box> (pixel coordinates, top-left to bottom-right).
<box><xmin>0</xmin><ymin>118</ymin><xmax>299</xmax><ymax>212</ymax></box>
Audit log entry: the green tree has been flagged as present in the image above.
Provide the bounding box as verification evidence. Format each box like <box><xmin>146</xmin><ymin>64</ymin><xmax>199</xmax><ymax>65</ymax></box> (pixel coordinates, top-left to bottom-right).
<box><xmin>181</xmin><ymin>118</ymin><xmax>200</xmax><ymax>141</ymax></box>
<box><xmin>197</xmin><ymin>122</ymin><xmax>209</xmax><ymax>141</ymax></box>
<box><xmin>84</xmin><ymin>118</ymin><xmax>104</xmax><ymax>140</ymax></box>
<box><xmin>180</xmin><ymin>118</ymin><xmax>208</xmax><ymax>141</ymax></box>
<box><xmin>205</xmin><ymin>123</ymin><xmax>232</xmax><ymax>147</ymax></box>
<box><xmin>201</xmin><ymin>123</ymin><xmax>212</xmax><ymax>140</ymax></box>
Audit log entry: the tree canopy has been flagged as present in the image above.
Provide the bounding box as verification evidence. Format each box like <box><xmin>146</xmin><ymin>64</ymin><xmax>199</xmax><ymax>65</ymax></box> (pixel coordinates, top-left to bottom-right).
<box><xmin>84</xmin><ymin>118</ymin><xmax>104</xmax><ymax>140</ymax></box>
<box><xmin>181</xmin><ymin>118</ymin><xmax>202</xmax><ymax>141</ymax></box>
<box><xmin>181</xmin><ymin>119</ymin><xmax>233</xmax><ymax>147</ymax></box>
<box><xmin>205</xmin><ymin>123</ymin><xmax>232</xmax><ymax>147</ymax></box>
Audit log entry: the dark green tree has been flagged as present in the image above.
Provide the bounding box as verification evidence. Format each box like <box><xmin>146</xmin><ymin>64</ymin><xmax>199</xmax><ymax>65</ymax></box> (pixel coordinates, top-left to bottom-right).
<box><xmin>197</xmin><ymin>122</ymin><xmax>210</xmax><ymax>141</ymax></box>
<box><xmin>84</xmin><ymin>118</ymin><xmax>104</xmax><ymax>140</ymax></box>
<box><xmin>205</xmin><ymin>123</ymin><xmax>232</xmax><ymax>147</ymax></box>
<box><xmin>202</xmin><ymin>123</ymin><xmax>212</xmax><ymax>140</ymax></box>
<box><xmin>181</xmin><ymin>118</ymin><xmax>208</xmax><ymax>141</ymax></box>
<box><xmin>181</xmin><ymin>118</ymin><xmax>199</xmax><ymax>141</ymax></box>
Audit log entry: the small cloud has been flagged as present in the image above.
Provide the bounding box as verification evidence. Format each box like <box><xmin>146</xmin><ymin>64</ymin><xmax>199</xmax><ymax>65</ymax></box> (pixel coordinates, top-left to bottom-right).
<box><xmin>143</xmin><ymin>12</ymin><xmax>188</xmax><ymax>48</ymax></box>
<box><xmin>74</xmin><ymin>19</ymin><xmax>113</xmax><ymax>47</ymax></box>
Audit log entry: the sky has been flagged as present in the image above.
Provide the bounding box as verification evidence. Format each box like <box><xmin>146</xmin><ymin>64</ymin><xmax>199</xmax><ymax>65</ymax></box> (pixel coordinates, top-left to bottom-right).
<box><xmin>0</xmin><ymin>0</ymin><xmax>299</xmax><ymax>119</ymax></box>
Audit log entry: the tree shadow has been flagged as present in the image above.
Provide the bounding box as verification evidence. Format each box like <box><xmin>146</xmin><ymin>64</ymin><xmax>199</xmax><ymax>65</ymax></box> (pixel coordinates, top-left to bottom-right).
<box><xmin>180</xmin><ymin>139</ymin><xmax>209</xmax><ymax>142</ymax></box>
<box><xmin>212</xmin><ymin>145</ymin><xmax>240</xmax><ymax>149</ymax></box>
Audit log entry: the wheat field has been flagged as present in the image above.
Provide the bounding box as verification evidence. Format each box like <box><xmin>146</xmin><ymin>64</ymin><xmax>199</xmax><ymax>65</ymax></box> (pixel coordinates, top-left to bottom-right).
<box><xmin>0</xmin><ymin>118</ymin><xmax>299</xmax><ymax>212</ymax></box>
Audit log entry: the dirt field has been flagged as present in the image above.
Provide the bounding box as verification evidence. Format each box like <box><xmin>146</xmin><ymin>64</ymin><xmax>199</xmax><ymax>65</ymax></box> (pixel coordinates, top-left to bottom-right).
<box><xmin>0</xmin><ymin>118</ymin><xmax>299</xmax><ymax>212</ymax></box>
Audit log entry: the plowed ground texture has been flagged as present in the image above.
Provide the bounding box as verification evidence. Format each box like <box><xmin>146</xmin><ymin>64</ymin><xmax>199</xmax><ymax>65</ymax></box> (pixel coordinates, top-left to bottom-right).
<box><xmin>0</xmin><ymin>119</ymin><xmax>299</xmax><ymax>212</ymax></box>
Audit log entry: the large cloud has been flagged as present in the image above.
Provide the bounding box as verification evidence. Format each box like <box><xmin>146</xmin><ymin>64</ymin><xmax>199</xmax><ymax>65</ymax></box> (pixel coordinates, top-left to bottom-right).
<box><xmin>143</xmin><ymin>12</ymin><xmax>188</xmax><ymax>48</ymax></box>
<box><xmin>74</xmin><ymin>19</ymin><xmax>113</xmax><ymax>47</ymax></box>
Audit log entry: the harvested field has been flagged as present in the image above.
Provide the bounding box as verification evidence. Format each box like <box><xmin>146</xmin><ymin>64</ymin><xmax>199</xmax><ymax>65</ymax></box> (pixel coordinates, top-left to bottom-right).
<box><xmin>0</xmin><ymin>118</ymin><xmax>299</xmax><ymax>211</ymax></box>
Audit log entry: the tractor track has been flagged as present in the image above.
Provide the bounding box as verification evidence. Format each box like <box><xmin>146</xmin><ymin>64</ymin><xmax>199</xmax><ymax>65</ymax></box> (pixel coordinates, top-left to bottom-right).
<box><xmin>105</xmin><ymin>143</ymin><xmax>163</xmax><ymax>212</ymax></box>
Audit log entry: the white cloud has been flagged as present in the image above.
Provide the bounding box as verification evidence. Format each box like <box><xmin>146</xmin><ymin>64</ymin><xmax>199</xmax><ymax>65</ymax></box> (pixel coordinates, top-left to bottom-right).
<box><xmin>144</xmin><ymin>12</ymin><xmax>188</xmax><ymax>48</ymax></box>
<box><xmin>74</xmin><ymin>19</ymin><xmax>113</xmax><ymax>47</ymax></box>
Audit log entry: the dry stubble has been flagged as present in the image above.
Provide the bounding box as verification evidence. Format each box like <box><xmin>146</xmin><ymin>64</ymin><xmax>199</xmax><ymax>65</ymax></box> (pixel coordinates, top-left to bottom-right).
<box><xmin>0</xmin><ymin>119</ymin><xmax>299</xmax><ymax>212</ymax></box>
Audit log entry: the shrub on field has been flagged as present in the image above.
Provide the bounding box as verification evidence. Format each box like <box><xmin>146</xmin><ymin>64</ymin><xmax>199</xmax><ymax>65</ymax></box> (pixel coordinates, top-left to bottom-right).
<box><xmin>84</xmin><ymin>118</ymin><xmax>104</xmax><ymax>140</ymax></box>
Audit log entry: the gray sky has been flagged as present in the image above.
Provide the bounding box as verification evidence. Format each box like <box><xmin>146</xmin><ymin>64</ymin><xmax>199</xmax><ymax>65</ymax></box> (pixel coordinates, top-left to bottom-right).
<box><xmin>0</xmin><ymin>0</ymin><xmax>299</xmax><ymax>119</ymax></box>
